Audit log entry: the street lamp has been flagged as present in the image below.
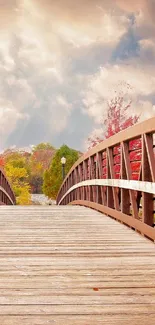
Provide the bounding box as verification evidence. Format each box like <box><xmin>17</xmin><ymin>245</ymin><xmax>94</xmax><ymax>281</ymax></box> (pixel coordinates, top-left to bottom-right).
<box><xmin>61</xmin><ymin>157</ymin><xmax>66</xmax><ymax>180</ymax></box>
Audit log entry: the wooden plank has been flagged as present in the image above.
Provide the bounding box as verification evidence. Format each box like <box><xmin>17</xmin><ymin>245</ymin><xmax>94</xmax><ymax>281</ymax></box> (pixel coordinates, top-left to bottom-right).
<box><xmin>0</xmin><ymin>304</ymin><xmax>154</xmax><ymax>315</ymax></box>
<box><xmin>0</xmin><ymin>315</ymin><xmax>155</xmax><ymax>325</ymax></box>
<box><xmin>71</xmin><ymin>201</ymin><xmax>155</xmax><ymax>241</ymax></box>
<box><xmin>0</xmin><ymin>206</ymin><xmax>154</xmax><ymax>324</ymax></box>
<box><xmin>1</xmin><ymin>293</ymin><xmax>155</xmax><ymax>304</ymax></box>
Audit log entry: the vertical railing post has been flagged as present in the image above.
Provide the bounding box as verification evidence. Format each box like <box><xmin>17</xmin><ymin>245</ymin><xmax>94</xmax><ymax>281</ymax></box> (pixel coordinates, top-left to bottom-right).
<box><xmin>88</xmin><ymin>157</ymin><xmax>93</xmax><ymax>202</ymax></box>
<box><xmin>77</xmin><ymin>165</ymin><xmax>80</xmax><ymax>200</ymax></box>
<box><xmin>95</xmin><ymin>154</ymin><xmax>99</xmax><ymax>203</ymax></box>
<box><xmin>121</xmin><ymin>143</ymin><xmax>130</xmax><ymax>215</ymax></box>
<box><xmin>74</xmin><ymin>168</ymin><xmax>78</xmax><ymax>201</ymax></box>
<box><xmin>86</xmin><ymin>159</ymin><xmax>89</xmax><ymax>201</ymax></box>
<box><xmin>97</xmin><ymin>152</ymin><xmax>106</xmax><ymax>205</ymax></box>
<box><xmin>82</xmin><ymin>161</ymin><xmax>86</xmax><ymax>201</ymax></box>
<box><xmin>122</xmin><ymin>141</ymin><xmax>139</xmax><ymax>219</ymax></box>
<box><xmin>107</xmin><ymin>149</ymin><xmax>114</xmax><ymax>209</ymax></box>
<box><xmin>142</xmin><ymin>134</ymin><xmax>155</xmax><ymax>226</ymax></box>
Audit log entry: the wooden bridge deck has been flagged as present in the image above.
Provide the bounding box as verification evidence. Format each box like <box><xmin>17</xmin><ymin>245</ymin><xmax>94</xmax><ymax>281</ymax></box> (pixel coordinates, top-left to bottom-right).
<box><xmin>0</xmin><ymin>206</ymin><xmax>155</xmax><ymax>325</ymax></box>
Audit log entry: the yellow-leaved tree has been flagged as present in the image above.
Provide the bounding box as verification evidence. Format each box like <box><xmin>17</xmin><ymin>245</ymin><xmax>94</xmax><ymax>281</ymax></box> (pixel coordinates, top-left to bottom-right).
<box><xmin>4</xmin><ymin>153</ymin><xmax>31</xmax><ymax>205</ymax></box>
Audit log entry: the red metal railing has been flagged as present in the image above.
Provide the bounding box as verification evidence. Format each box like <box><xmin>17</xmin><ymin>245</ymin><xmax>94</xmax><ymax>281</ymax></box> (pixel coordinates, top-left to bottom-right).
<box><xmin>57</xmin><ymin>117</ymin><xmax>155</xmax><ymax>241</ymax></box>
<box><xmin>0</xmin><ymin>168</ymin><xmax>16</xmax><ymax>205</ymax></box>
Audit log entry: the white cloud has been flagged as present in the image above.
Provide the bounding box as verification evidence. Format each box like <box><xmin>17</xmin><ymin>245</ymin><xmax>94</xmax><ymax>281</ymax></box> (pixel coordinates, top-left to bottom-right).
<box><xmin>56</xmin><ymin>12</ymin><xmax>129</xmax><ymax>48</ymax></box>
<box><xmin>139</xmin><ymin>38</ymin><xmax>155</xmax><ymax>62</ymax></box>
<box><xmin>48</xmin><ymin>95</ymin><xmax>73</xmax><ymax>133</ymax></box>
<box><xmin>0</xmin><ymin>0</ymin><xmax>131</xmax><ymax>150</ymax></box>
<box><xmin>0</xmin><ymin>99</ymin><xmax>29</xmax><ymax>143</ymax></box>
<box><xmin>83</xmin><ymin>63</ymin><xmax>155</xmax><ymax>125</ymax></box>
<box><xmin>0</xmin><ymin>0</ymin><xmax>155</xmax><ymax>151</ymax></box>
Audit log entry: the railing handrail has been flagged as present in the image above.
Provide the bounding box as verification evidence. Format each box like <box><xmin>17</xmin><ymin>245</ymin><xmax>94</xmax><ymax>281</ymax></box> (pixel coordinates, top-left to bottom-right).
<box><xmin>0</xmin><ymin>167</ymin><xmax>16</xmax><ymax>205</ymax></box>
<box><xmin>57</xmin><ymin>117</ymin><xmax>155</xmax><ymax>241</ymax></box>
<box><xmin>0</xmin><ymin>167</ymin><xmax>15</xmax><ymax>196</ymax></box>
<box><xmin>58</xmin><ymin>179</ymin><xmax>155</xmax><ymax>206</ymax></box>
<box><xmin>57</xmin><ymin>117</ymin><xmax>155</xmax><ymax>198</ymax></box>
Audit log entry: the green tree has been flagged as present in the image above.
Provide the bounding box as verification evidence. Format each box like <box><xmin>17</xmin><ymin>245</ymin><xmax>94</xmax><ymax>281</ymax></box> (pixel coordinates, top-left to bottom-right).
<box><xmin>43</xmin><ymin>145</ymin><xmax>79</xmax><ymax>199</ymax></box>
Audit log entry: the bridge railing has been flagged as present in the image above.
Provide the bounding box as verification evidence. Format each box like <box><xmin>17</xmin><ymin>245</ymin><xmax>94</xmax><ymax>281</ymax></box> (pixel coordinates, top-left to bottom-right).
<box><xmin>57</xmin><ymin>117</ymin><xmax>155</xmax><ymax>241</ymax></box>
<box><xmin>0</xmin><ymin>168</ymin><xmax>16</xmax><ymax>205</ymax></box>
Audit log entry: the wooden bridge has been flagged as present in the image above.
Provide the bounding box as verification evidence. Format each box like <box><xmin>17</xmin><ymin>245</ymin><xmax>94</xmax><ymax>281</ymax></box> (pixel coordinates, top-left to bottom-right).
<box><xmin>0</xmin><ymin>118</ymin><xmax>155</xmax><ymax>324</ymax></box>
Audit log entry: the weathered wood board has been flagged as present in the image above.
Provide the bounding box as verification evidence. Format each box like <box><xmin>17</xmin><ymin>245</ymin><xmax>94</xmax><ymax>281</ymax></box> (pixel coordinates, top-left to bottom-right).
<box><xmin>0</xmin><ymin>206</ymin><xmax>154</xmax><ymax>324</ymax></box>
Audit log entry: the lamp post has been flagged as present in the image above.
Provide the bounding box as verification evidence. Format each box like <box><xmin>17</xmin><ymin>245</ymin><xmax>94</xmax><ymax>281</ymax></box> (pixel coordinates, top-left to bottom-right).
<box><xmin>61</xmin><ymin>157</ymin><xmax>66</xmax><ymax>180</ymax></box>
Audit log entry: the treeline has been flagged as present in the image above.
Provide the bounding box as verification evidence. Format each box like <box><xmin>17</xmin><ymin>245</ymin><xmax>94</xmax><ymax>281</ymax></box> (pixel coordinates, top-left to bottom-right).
<box><xmin>0</xmin><ymin>143</ymin><xmax>81</xmax><ymax>205</ymax></box>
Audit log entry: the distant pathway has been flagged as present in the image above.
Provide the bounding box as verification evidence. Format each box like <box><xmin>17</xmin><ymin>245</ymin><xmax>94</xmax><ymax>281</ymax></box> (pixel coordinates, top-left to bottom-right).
<box><xmin>31</xmin><ymin>194</ymin><xmax>56</xmax><ymax>205</ymax></box>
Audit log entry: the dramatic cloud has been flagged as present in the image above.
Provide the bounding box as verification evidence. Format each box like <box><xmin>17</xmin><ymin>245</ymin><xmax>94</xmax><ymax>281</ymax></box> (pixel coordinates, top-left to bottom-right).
<box><xmin>83</xmin><ymin>63</ymin><xmax>155</xmax><ymax>120</ymax></box>
<box><xmin>0</xmin><ymin>0</ymin><xmax>155</xmax><ymax>151</ymax></box>
<box><xmin>0</xmin><ymin>98</ymin><xmax>29</xmax><ymax>139</ymax></box>
<box><xmin>83</xmin><ymin>61</ymin><xmax>155</xmax><ymax>144</ymax></box>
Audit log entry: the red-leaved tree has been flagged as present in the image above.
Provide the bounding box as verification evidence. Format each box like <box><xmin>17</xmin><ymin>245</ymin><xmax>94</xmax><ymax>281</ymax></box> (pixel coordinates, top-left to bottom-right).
<box><xmin>32</xmin><ymin>149</ymin><xmax>56</xmax><ymax>171</ymax></box>
<box><xmin>87</xmin><ymin>95</ymin><xmax>139</xmax><ymax>149</ymax></box>
<box><xmin>0</xmin><ymin>156</ymin><xmax>5</xmax><ymax>169</ymax></box>
<box><xmin>104</xmin><ymin>96</ymin><xmax>139</xmax><ymax>138</ymax></box>
<box><xmin>87</xmin><ymin>91</ymin><xmax>141</xmax><ymax>180</ymax></box>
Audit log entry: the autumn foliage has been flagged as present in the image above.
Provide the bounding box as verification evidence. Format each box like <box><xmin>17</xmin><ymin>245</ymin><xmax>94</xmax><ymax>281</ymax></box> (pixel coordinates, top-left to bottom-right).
<box><xmin>88</xmin><ymin>95</ymin><xmax>139</xmax><ymax>148</ymax></box>
<box><xmin>2</xmin><ymin>153</ymin><xmax>31</xmax><ymax>205</ymax></box>
<box><xmin>43</xmin><ymin>145</ymin><xmax>79</xmax><ymax>199</ymax></box>
<box><xmin>30</xmin><ymin>143</ymin><xmax>56</xmax><ymax>193</ymax></box>
<box><xmin>87</xmin><ymin>92</ymin><xmax>141</xmax><ymax>180</ymax></box>
<box><xmin>0</xmin><ymin>143</ymin><xmax>56</xmax><ymax>204</ymax></box>
<box><xmin>32</xmin><ymin>149</ymin><xmax>55</xmax><ymax>170</ymax></box>
<box><xmin>0</xmin><ymin>143</ymin><xmax>81</xmax><ymax>204</ymax></box>
<box><xmin>0</xmin><ymin>157</ymin><xmax>5</xmax><ymax>168</ymax></box>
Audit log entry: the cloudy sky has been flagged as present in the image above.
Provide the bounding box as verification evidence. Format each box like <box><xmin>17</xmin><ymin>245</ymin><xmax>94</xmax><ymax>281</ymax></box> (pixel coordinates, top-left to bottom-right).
<box><xmin>0</xmin><ymin>0</ymin><xmax>155</xmax><ymax>151</ymax></box>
